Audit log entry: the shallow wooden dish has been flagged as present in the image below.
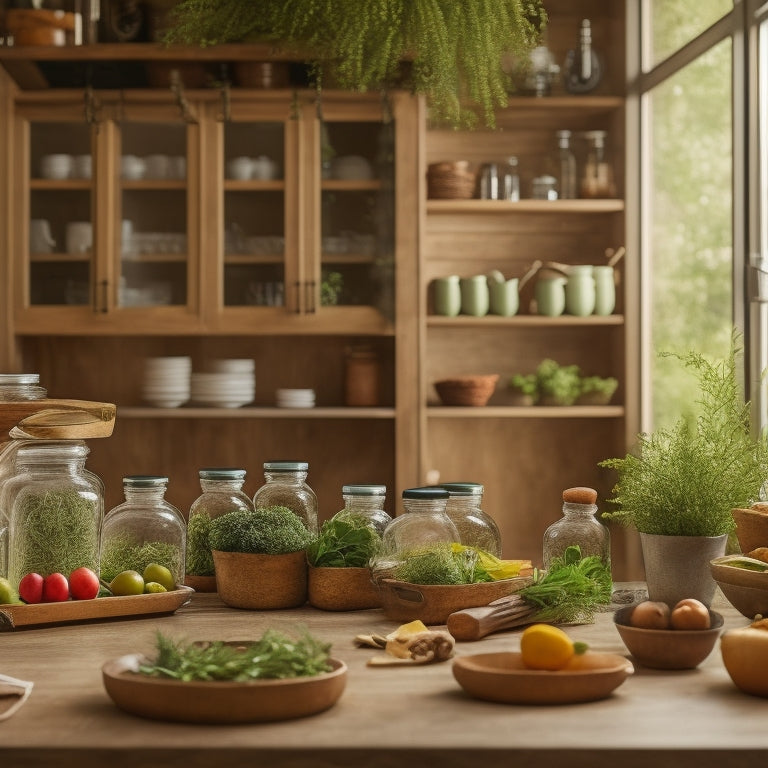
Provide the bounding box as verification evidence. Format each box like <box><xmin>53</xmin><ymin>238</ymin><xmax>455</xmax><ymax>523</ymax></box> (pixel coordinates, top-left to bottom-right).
<box><xmin>379</xmin><ymin>576</ymin><xmax>531</xmax><ymax>625</ymax></box>
<box><xmin>613</xmin><ymin>605</ymin><xmax>723</xmax><ymax>669</ymax></box>
<box><xmin>710</xmin><ymin>555</ymin><xmax>768</xmax><ymax>589</ymax></box>
<box><xmin>452</xmin><ymin>651</ymin><xmax>633</xmax><ymax>705</ymax></box>
<box><xmin>714</xmin><ymin>580</ymin><xmax>768</xmax><ymax>619</ymax></box>
<box><xmin>103</xmin><ymin>652</ymin><xmax>347</xmax><ymax>724</ymax></box>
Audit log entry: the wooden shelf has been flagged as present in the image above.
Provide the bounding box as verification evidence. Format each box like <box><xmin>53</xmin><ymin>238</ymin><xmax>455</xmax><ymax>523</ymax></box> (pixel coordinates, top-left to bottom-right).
<box><xmin>322</xmin><ymin>180</ymin><xmax>383</xmax><ymax>192</ymax></box>
<box><xmin>30</xmin><ymin>178</ymin><xmax>91</xmax><ymax>190</ymax></box>
<box><xmin>427</xmin><ymin>405</ymin><xmax>625</xmax><ymax>418</ymax></box>
<box><xmin>118</xmin><ymin>406</ymin><xmax>396</xmax><ymax>419</ymax></box>
<box><xmin>224</xmin><ymin>180</ymin><xmax>286</xmax><ymax>192</ymax></box>
<box><xmin>427</xmin><ymin>314</ymin><xmax>624</xmax><ymax>327</ymax></box>
<box><xmin>426</xmin><ymin>199</ymin><xmax>624</xmax><ymax>214</ymax></box>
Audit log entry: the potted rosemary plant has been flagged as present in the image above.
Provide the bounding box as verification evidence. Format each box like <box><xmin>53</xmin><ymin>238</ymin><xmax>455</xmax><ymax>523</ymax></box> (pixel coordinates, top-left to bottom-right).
<box><xmin>600</xmin><ymin>337</ymin><xmax>768</xmax><ymax>606</ymax></box>
<box><xmin>306</xmin><ymin>512</ymin><xmax>383</xmax><ymax>610</ymax></box>
<box><xmin>209</xmin><ymin>506</ymin><xmax>313</xmax><ymax>609</ymax></box>
<box><xmin>535</xmin><ymin>359</ymin><xmax>581</xmax><ymax>406</ymax></box>
<box><xmin>164</xmin><ymin>0</ymin><xmax>547</xmax><ymax>128</ymax></box>
<box><xmin>577</xmin><ymin>375</ymin><xmax>618</xmax><ymax>406</ymax></box>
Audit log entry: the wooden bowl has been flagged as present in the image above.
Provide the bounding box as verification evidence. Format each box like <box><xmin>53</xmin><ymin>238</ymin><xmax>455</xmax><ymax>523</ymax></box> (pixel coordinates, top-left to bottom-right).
<box><xmin>434</xmin><ymin>375</ymin><xmax>499</xmax><ymax>407</ymax></box>
<box><xmin>453</xmin><ymin>651</ymin><xmax>633</xmax><ymax>705</ymax></box>
<box><xmin>710</xmin><ymin>556</ymin><xmax>768</xmax><ymax>618</ymax></box>
<box><xmin>103</xmin><ymin>652</ymin><xmax>347</xmax><ymax>723</ymax></box>
<box><xmin>732</xmin><ymin>507</ymin><xmax>768</xmax><ymax>554</ymax></box>
<box><xmin>379</xmin><ymin>576</ymin><xmax>531</xmax><ymax>625</ymax></box>
<box><xmin>613</xmin><ymin>604</ymin><xmax>724</xmax><ymax>669</ymax></box>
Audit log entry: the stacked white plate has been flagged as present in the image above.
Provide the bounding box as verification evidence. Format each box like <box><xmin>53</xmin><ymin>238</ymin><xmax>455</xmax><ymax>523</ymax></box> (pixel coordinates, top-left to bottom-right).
<box><xmin>191</xmin><ymin>360</ymin><xmax>255</xmax><ymax>408</ymax></box>
<box><xmin>143</xmin><ymin>356</ymin><xmax>191</xmax><ymax>408</ymax></box>
<box><xmin>276</xmin><ymin>388</ymin><xmax>316</xmax><ymax>408</ymax></box>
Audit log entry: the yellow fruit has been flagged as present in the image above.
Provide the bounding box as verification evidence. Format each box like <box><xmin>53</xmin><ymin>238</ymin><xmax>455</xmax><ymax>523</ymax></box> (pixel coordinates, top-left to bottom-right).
<box><xmin>721</xmin><ymin>620</ymin><xmax>768</xmax><ymax>697</ymax></box>
<box><xmin>520</xmin><ymin>623</ymin><xmax>587</xmax><ymax>670</ymax></box>
<box><xmin>144</xmin><ymin>581</ymin><xmax>167</xmax><ymax>594</ymax></box>
<box><xmin>0</xmin><ymin>576</ymin><xmax>21</xmax><ymax>605</ymax></box>
<box><xmin>109</xmin><ymin>570</ymin><xmax>145</xmax><ymax>596</ymax></box>
<box><xmin>142</xmin><ymin>563</ymin><xmax>175</xmax><ymax>592</ymax></box>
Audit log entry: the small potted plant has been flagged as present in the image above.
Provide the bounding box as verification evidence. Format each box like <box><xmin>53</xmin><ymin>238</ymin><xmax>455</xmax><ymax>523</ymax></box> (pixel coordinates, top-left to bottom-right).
<box><xmin>535</xmin><ymin>358</ymin><xmax>581</xmax><ymax>406</ymax></box>
<box><xmin>600</xmin><ymin>336</ymin><xmax>768</xmax><ymax>606</ymax></box>
<box><xmin>209</xmin><ymin>506</ymin><xmax>313</xmax><ymax>609</ymax></box>
<box><xmin>577</xmin><ymin>375</ymin><xmax>618</xmax><ymax>406</ymax></box>
<box><xmin>306</xmin><ymin>512</ymin><xmax>383</xmax><ymax>610</ymax></box>
<box><xmin>507</xmin><ymin>373</ymin><xmax>538</xmax><ymax>406</ymax></box>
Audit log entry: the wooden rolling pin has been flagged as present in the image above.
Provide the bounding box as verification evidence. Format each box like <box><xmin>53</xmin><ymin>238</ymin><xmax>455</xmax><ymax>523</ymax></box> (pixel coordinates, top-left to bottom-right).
<box><xmin>447</xmin><ymin>593</ymin><xmax>536</xmax><ymax>641</ymax></box>
<box><xmin>0</xmin><ymin>399</ymin><xmax>116</xmax><ymax>440</ymax></box>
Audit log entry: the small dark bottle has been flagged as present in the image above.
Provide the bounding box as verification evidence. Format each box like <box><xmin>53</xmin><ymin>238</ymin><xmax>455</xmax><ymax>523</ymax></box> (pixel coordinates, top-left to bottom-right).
<box><xmin>563</xmin><ymin>19</ymin><xmax>602</xmax><ymax>94</ymax></box>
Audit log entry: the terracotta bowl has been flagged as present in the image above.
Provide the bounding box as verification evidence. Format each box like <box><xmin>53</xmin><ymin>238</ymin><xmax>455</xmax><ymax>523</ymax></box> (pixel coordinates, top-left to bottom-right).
<box><xmin>613</xmin><ymin>604</ymin><xmax>724</xmax><ymax>669</ymax></box>
<box><xmin>434</xmin><ymin>375</ymin><xmax>499</xmax><ymax>407</ymax></box>
<box><xmin>710</xmin><ymin>555</ymin><xmax>768</xmax><ymax>618</ymax></box>
<box><xmin>731</xmin><ymin>507</ymin><xmax>768</xmax><ymax>554</ymax></box>
<box><xmin>307</xmin><ymin>565</ymin><xmax>381</xmax><ymax>611</ymax></box>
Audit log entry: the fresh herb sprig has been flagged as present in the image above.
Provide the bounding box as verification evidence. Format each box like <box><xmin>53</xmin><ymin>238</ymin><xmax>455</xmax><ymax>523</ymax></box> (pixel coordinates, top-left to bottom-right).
<box><xmin>306</xmin><ymin>513</ymin><xmax>381</xmax><ymax>568</ymax></box>
<box><xmin>139</xmin><ymin>629</ymin><xmax>332</xmax><ymax>682</ymax></box>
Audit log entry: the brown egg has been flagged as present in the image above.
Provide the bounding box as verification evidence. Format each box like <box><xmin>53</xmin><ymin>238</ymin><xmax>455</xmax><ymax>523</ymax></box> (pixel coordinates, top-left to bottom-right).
<box><xmin>670</xmin><ymin>598</ymin><xmax>711</xmax><ymax>630</ymax></box>
<box><xmin>630</xmin><ymin>600</ymin><xmax>671</xmax><ymax>629</ymax></box>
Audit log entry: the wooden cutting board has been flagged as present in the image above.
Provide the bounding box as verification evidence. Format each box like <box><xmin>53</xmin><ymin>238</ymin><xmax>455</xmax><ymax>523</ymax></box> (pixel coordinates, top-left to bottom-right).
<box><xmin>0</xmin><ymin>399</ymin><xmax>116</xmax><ymax>439</ymax></box>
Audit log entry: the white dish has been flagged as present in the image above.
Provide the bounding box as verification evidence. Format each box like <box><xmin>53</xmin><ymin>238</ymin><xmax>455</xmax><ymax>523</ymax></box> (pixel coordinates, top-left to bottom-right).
<box><xmin>331</xmin><ymin>155</ymin><xmax>373</xmax><ymax>181</ymax></box>
<box><xmin>209</xmin><ymin>359</ymin><xmax>255</xmax><ymax>373</ymax></box>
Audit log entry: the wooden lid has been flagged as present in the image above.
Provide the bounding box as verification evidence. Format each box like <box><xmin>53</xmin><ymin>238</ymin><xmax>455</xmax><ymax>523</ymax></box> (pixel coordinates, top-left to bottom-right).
<box><xmin>563</xmin><ymin>486</ymin><xmax>598</xmax><ymax>504</ymax></box>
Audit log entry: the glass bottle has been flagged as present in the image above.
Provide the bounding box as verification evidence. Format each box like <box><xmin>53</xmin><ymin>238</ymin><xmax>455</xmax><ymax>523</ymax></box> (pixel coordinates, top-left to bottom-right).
<box><xmin>502</xmin><ymin>156</ymin><xmax>520</xmax><ymax>201</ymax></box>
<box><xmin>580</xmin><ymin>130</ymin><xmax>615</xmax><ymax>198</ymax></box>
<box><xmin>335</xmin><ymin>484</ymin><xmax>391</xmax><ymax>535</ymax></box>
<box><xmin>563</xmin><ymin>19</ymin><xmax>602</xmax><ymax>94</ymax></box>
<box><xmin>441</xmin><ymin>482</ymin><xmax>502</xmax><ymax>556</ymax></box>
<box><xmin>186</xmin><ymin>468</ymin><xmax>254</xmax><ymax>580</ymax></box>
<box><xmin>542</xmin><ymin>486</ymin><xmax>611</xmax><ymax>572</ymax></box>
<box><xmin>555</xmin><ymin>130</ymin><xmax>577</xmax><ymax>199</ymax></box>
<box><xmin>5</xmin><ymin>441</ymin><xmax>103</xmax><ymax>589</ymax></box>
<box><xmin>565</xmin><ymin>265</ymin><xmax>596</xmax><ymax>316</ymax></box>
<box><xmin>479</xmin><ymin>163</ymin><xmax>499</xmax><ymax>200</ymax></box>
<box><xmin>0</xmin><ymin>373</ymin><xmax>47</xmax><ymax>401</ymax></box>
<box><xmin>253</xmin><ymin>460</ymin><xmax>318</xmax><ymax>535</ymax></box>
<box><xmin>531</xmin><ymin>175</ymin><xmax>558</xmax><ymax>200</ymax></box>
<box><xmin>101</xmin><ymin>476</ymin><xmax>186</xmax><ymax>586</ymax></box>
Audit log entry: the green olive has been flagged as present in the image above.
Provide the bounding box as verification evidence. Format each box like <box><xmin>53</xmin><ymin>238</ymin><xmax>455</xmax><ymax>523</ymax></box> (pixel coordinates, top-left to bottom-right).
<box><xmin>109</xmin><ymin>570</ymin><xmax>145</xmax><ymax>596</ymax></box>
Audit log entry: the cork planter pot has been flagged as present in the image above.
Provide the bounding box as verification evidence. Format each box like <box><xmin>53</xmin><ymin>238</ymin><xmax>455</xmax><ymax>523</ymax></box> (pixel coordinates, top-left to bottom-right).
<box><xmin>212</xmin><ymin>550</ymin><xmax>308</xmax><ymax>609</ymax></box>
<box><xmin>307</xmin><ymin>565</ymin><xmax>381</xmax><ymax>611</ymax></box>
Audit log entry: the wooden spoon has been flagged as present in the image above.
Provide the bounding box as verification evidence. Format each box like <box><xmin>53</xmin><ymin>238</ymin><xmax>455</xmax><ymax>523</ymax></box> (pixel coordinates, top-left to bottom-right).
<box><xmin>447</xmin><ymin>594</ymin><xmax>536</xmax><ymax>641</ymax></box>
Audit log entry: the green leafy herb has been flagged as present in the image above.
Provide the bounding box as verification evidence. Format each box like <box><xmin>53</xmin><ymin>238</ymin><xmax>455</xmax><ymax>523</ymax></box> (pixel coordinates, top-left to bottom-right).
<box><xmin>139</xmin><ymin>629</ymin><xmax>332</xmax><ymax>682</ymax></box>
<box><xmin>100</xmin><ymin>535</ymin><xmax>183</xmax><ymax>583</ymax></box>
<box><xmin>208</xmin><ymin>506</ymin><xmax>312</xmax><ymax>555</ymax></box>
<box><xmin>306</xmin><ymin>513</ymin><xmax>381</xmax><ymax>567</ymax></box>
<box><xmin>185</xmin><ymin>511</ymin><xmax>215</xmax><ymax>576</ymax></box>
<box><xmin>392</xmin><ymin>544</ymin><xmax>489</xmax><ymax>585</ymax></box>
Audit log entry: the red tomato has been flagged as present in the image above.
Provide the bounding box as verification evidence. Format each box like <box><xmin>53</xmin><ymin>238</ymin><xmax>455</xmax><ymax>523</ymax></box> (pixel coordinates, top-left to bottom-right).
<box><xmin>68</xmin><ymin>567</ymin><xmax>100</xmax><ymax>600</ymax></box>
<box><xmin>18</xmin><ymin>572</ymin><xmax>44</xmax><ymax>604</ymax></box>
<box><xmin>42</xmin><ymin>572</ymin><xmax>69</xmax><ymax>602</ymax></box>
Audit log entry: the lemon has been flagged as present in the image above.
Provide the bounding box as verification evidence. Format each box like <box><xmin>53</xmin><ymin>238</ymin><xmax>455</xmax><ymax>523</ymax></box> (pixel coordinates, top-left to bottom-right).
<box><xmin>144</xmin><ymin>581</ymin><xmax>167</xmax><ymax>594</ymax></box>
<box><xmin>0</xmin><ymin>576</ymin><xmax>21</xmax><ymax>605</ymax></box>
<box><xmin>142</xmin><ymin>563</ymin><xmax>175</xmax><ymax>592</ymax></box>
<box><xmin>109</xmin><ymin>570</ymin><xmax>145</xmax><ymax>596</ymax></box>
<box><xmin>520</xmin><ymin>623</ymin><xmax>588</xmax><ymax>670</ymax></box>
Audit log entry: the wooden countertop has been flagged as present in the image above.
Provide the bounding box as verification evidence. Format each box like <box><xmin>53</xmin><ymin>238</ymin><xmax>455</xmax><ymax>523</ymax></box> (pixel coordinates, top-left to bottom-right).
<box><xmin>1</xmin><ymin>587</ymin><xmax>767</xmax><ymax>767</ymax></box>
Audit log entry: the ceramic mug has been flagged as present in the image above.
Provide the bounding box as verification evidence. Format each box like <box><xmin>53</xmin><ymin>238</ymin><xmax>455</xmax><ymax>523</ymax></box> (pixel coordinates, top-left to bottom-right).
<box><xmin>535</xmin><ymin>277</ymin><xmax>566</xmax><ymax>316</ymax></box>
<box><xmin>565</xmin><ymin>265</ymin><xmax>596</xmax><ymax>316</ymax></box>
<box><xmin>30</xmin><ymin>219</ymin><xmax>56</xmax><ymax>253</ymax></box>
<box><xmin>144</xmin><ymin>154</ymin><xmax>170</xmax><ymax>179</ymax></box>
<box><xmin>227</xmin><ymin>156</ymin><xmax>253</xmax><ymax>180</ymax></box>
<box><xmin>489</xmin><ymin>278</ymin><xmax>519</xmax><ymax>317</ymax></box>
<box><xmin>460</xmin><ymin>275</ymin><xmax>490</xmax><ymax>317</ymax></box>
<box><xmin>593</xmin><ymin>265</ymin><xmax>616</xmax><ymax>315</ymax></box>
<box><xmin>40</xmin><ymin>153</ymin><xmax>73</xmax><ymax>180</ymax></box>
<box><xmin>433</xmin><ymin>275</ymin><xmax>461</xmax><ymax>317</ymax></box>
<box><xmin>73</xmin><ymin>154</ymin><xmax>92</xmax><ymax>179</ymax></box>
<box><xmin>121</xmin><ymin>155</ymin><xmax>146</xmax><ymax>180</ymax></box>
<box><xmin>65</xmin><ymin>221</ymin><xmax>93</xmax><ymax>254</ymax></box>
<box><xmin>251</xmin><ymin>155</ymin><xmax>277</xmax><ymax>180</ymax></box>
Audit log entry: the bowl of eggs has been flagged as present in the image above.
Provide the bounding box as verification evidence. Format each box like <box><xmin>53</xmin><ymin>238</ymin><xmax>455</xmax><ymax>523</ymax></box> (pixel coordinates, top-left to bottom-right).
<box><xmin>613</xmin><ymin>599</ymin><xmax>724</xmax><ymax>670</ymax></box>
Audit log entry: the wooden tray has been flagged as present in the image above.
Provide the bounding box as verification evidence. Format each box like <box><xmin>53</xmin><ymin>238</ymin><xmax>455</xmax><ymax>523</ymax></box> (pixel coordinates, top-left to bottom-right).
<box><xmin>0</xmin><ymin>586</ymin><xmax>193</xmax><ymax>631</ymax></box>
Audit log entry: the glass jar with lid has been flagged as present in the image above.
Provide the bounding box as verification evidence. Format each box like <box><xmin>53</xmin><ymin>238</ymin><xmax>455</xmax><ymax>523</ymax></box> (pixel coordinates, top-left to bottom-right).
<box><xmin>101</xmin><ymin>476</ymin><xmax>186</xmax><ymax>586</ymax></box>
<box><xmin>0</xmin><ymin>373</ymin><xmax>47</xmax><ymax>402</ymax></box>
<box><xmin>334</xmin><ymin>484</ymin><xmax>391</xmax><ymax>535</ymax></box>
<box><xmin>542</xmin><ymin>486</ymin><xmax>611</xmax><ymax>572</ymax></box>
<box><xmin>580</xmin><ymin>130</ymin><xmax>616</xmax><ymax>198</ymax></box>
<box><xmin>5</xmin><ymin>441</ymin><xmax>102</xmax><ymax>589</ymax></box>
<box><xmin>441</xmin><ymin>482</ymin><xmax>502</xmax><ymax>556</ymax></box>
<box><xmin>253</xmin><ymin>461</ymin><xmax>318</xmax><ymax>535</ymax></box>
<box><xmin>186</xmin><ymin>468</ymin><xmax>254</xmax><ymax>585</ymax></box>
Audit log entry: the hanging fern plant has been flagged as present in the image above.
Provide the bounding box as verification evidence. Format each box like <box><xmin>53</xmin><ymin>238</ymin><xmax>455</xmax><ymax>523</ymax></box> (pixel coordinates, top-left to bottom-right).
<box><xmin>164</xmin><ymin>0</ymin><xmax>547</xmax><ymax>128</ymax></box>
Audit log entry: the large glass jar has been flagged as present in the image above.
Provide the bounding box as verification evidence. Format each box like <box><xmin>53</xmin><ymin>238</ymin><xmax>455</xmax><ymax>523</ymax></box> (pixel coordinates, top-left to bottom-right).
<box><xmin>186</xmin><ymin>468</ymin><xmax>254</xmax><ymax>580</ymax></box>
<box><xmin>0</xmin><ymin>373</ymin><xmax>47</xmax><ymax>401</ymax></box>
<box><xmin>101</xmin><ymin>476</ymin><xmax>186</xmax><ymax>586</ymax></box>
<box><xmin>5</xmin><ymin>441</ymin><xmax>102</xmax><ymax>589</ymax></box>
<box><xmin>253</xmin><ymin>461</ymin><xmax>318</xmax><ymax>534</ymax></box>
<box><xmin>542</xmin><ymin>486</ymin><xmax>611</xmax><ymax>572</ymax></box>
<box><xmin>335</xmin><ymin>484</ymin><xmax>391</xmax><ymax>535</ymax></box>
<box><xmin>441</xmin><ymin>482</ymin><xmax>502</xmax><ymax>556</ymax></box>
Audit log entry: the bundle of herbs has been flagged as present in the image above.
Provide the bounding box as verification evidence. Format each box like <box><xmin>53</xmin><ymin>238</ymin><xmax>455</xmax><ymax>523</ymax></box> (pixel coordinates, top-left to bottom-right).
<box><xmin>138</xmin><ymin>628</ymin><xmax>332</xmax><ymax>682</ymax></box>
<box><xmin>306</xmin><ymin>513</ymin><xmax>381</xmax><ymax>568</ymax></box>
<box><xmin>100</xmin><ymin>534</ymin><xmax>183</xmax><ymax>583</ymax></box>
<box><xmin>208</xmin><ymin>506</ymin><xmax>313</xmax><ymax>555</ymax></box>
<box><xmin>185</xmin><ymin>511</ymin><xmax>215</xmax><ymax>576</ymax></box>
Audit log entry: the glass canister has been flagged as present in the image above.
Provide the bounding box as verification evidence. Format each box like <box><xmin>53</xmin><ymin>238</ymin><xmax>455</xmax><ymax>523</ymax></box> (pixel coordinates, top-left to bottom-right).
<box><xmin>441</xmin><ymin>482</ymin><xmax>502</xmax><ymax>557</ymax></box>
<box><xmin>565</xmin><ymin>265</ymin><xmax>596</xmax><ymax>316</ymax></box>
<box><xmin>186</xmin><ymin>468</ymin><xmax>254</xmax><ymax>582</ymax></box>
<box><xmin>344</xmin><ymin>345</ymin><xmax>381</xmax><ymax>407</ymax></box>
<box><xmin>555</xmin><ymin>130</ymin><xmax>577</xmax><ymax>199</ymax></box>
<box><xmin>335</xmin><ymin>484</ymin><xmax>391</xmax><ymax>535</ymax></box>
<box><xmin>5</xmin><ymin>441</ymin><xmax>102</xmax><ymax>589</ymax></box>
<box><xmin>542</xmin><ymin>486</ymin><xmax>611</xmax><ymax>573</ymax></box>
<box><xmin>101</xmin><ymin>476</ymin><xmax>186</xmax><ymax>586</ymax></box>
<box><xmin>593</xmin><ymin>265</ymin><xmax>616</xmax><ymax>315</ymax></box>
<box><xmin>580</xmin><ymin>130</ymin><xmax>615</xmax><ymax>198</ymax></box>
<box><xmin>253</xmin><ymin>461</ymin><xmax>318</xmax><ymax>535</ymax></box>
<box><xmin>0</xmin><ymin>373</ymin><xmax>47</xmax><ymax>401</ymax></box>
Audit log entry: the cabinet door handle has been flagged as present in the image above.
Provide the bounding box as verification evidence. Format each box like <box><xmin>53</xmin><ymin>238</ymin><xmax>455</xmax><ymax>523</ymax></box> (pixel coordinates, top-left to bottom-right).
<box><xmin>99</xmin><ymin>280</ymin><xmax>108</xmax><ymax>313</ymax></box>
<box><xmin>294</xmin><ymin>281</ymin><xmax>301</xmax><ymax>314</ymax></box>
<box><xmin>306</xmin><ymin>280</ymin><xmax>316</xmax><ymax>314</ymax></box>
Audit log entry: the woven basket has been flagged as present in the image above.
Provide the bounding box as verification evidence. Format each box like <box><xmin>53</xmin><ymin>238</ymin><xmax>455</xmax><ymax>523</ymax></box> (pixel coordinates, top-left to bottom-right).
<box><xmin>434</xmin><ymin>374</ymin><xmax>499</xmax><ymax>406</ymax></box>
<box><xmin>427</xmin><ymin>161</ymin><xmax>477</xmax><ymax>200</ymax></box>
<box><xmin>732</xmin><ymin>507</ymin><xmax>768</xmax><ymax>554</ymax></box>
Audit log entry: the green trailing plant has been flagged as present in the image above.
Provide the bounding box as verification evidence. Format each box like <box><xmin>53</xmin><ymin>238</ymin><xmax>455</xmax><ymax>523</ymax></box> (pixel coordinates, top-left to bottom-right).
<box><xmin>306</xmin><ymin>513</ymin><xmax>381</xmax><ymax>568</ymax></box>
<box><xmin>208</xmin><ymin>506</ymin><xmax>313</xmax><ymax>554</ymax></box>
<box><xmin>600</xmin><ymin>336</ymin><xmax>768</xmax><ymax>537</ymax></box>
<box><xmin>164</xmin><ymin>0</ymin><xmax>547</xmax><ymax>128</ymax></box>
<box><xmin>536</xmin><ymin>358</ymin><xmax>581</xmax><ymax>405</ymax></box>
<box><xmin>100</xmin><ymin>535</ymin><xmax>184</xmax><ymax>583</ymax></box>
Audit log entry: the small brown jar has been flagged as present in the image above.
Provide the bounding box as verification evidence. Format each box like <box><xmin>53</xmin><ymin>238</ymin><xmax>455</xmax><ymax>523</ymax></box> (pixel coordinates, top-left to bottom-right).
<box><xmin>344</xmin><ymin>346</ymin><xmax>380</xmax><ymax>407</ymax></box>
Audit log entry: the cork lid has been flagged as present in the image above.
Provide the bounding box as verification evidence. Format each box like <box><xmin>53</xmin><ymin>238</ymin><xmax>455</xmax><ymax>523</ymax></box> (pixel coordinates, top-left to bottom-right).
<box><xmin>562</xmin><ymin>486</ymin><xmax>598</xmax><ymax>504</ymax></box>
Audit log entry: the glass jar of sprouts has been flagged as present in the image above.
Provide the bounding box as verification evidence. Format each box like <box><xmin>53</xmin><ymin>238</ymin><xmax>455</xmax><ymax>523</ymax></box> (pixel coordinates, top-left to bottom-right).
<box><xmin>334</xmin><ymin>484</ymin><xmax>391</xmax><ymax>535</ymax></box>
<box><xmin>253</xmin><ymin>461</ymin><xmax>318</xmax><ymax>535</ymax></box>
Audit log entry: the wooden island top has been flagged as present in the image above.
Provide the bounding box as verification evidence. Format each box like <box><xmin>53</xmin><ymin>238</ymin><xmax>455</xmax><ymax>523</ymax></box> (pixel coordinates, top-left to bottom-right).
<box><xmin>2</xmin><ymin>587</ymin><xmax>767</xmax><ymax>768</ymax></box>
